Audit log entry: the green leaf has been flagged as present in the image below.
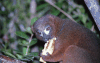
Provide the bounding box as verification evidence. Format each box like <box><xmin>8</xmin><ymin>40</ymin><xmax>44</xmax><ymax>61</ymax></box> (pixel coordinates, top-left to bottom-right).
<box><xmin>51</xmin><ymin>10</ymin><xmax>60</xmax><ymax>16</ymax></box>
<box><xmin>29</xmin><ymin>39</ymin><xmax>37</xmax><ymax>46</ymax></box>
<box><xmin>16</xmin><ymin>54</ymin><xmax>23</xmax><ymax>59</ymax></box>
<box><xmin>18</xmin><ymin>41</ymin><xmax>28</xmax><ymax>46</ymax></box>
<box><xmin>21</xmin><ymin>52</ymin><xmax>39</xmax><ymax>61</ymax></box>
<box><xmin>21</xmin><ymin>56</ymin><xmax>34</xmax><ymax>61</ymax></box>
<box><xmin>81</xmin><ymin>15</ymin><xmax>87</xmax><ymax>25</ymax></box>
<box><xmin>51</xmin><ymin>8</ymin><xmax>60</xmax><ymax>16</ymax></box>
<box><xmin>29</xmin><ymin>52</ymin><xmax>39</xmax><ymax>57</ymax></box>
<box><xmin>16</xmin><ymin>31</ymin><xmax>29</xmax><ymax>39</ymax></box>
<box><xmin>18</xmin><ymin>40</ymin><xmax>29</xmax><ymax>46</ymax></box>
<box><xmin>22</xmin><ymin>40</ymin><xmax>29</xmax><ymax>46</ymax></box>
<box><xmin>79</xmin><ymin>6</ymin><xmax>85</xmax><ymax>13</ymax></box>
<box><xmin>36</xmin><ymin>3</ymin><xmax>48</xmax><ymax>10</ymax></box>
<box><xmin>31</xmin><ymin>17</ymin><xmax>38</xmax><ymax>26</ymax></box>
<box><xmin>13</xmin><ymin>49</ymin><xmax>23</xmax><ymax>55</ymax></box>
<box><xmin>18</xmin><ymin>39</ymin><xmax>37</xmax><ymax>47</ymax></box>
<box><xmin>20</xmin><ymin>58</ymin><xmax>32</xmax><ymax>61</ymax></box>
<box><xmin>56</xmin><ymin>2</ymin><xmax>63</xmax><ymax>8</ymax></box>
<box><xmin>26</xmin><ymin>27</ymin><xmax>32</xmax><ymax>34</ymax></box>
<box><xmin>86</xmin><ymin>20</ymin><xmax>93</xmax><ymax>29</ymax></box>
<box><xmin>23</xmin><ymin>47</ymin><xmax>27</xmax><ymax>56</ymax></box>
<box><xmin>2</xmin><ymin>50</ymin><xmax>16</xmax><ymax>58</ymax></box>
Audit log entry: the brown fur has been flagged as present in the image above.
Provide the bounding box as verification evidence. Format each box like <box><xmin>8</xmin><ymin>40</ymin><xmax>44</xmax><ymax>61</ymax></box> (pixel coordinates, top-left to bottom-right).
<box><xmin>31</xmin><ymin>15</ymin><xmax>100</xmax><ymax>63</ymax></box>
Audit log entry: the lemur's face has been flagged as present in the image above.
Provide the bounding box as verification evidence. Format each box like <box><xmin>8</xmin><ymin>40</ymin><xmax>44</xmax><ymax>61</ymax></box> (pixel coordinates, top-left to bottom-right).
<box><xmin>31</xmin><ymin>17</ymin><xmax>54</xmax><ymax>42</ymax></box>
<box><xmin>34</xmin><ymin>25</ymin><xmax>52</xmax><ymax>42</ymax></box>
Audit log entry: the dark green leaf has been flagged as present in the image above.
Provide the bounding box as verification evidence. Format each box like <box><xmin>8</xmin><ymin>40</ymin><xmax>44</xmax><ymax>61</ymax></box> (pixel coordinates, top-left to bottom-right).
<box><xmin>21</xmin><ymin>52</ymin><xmax>38</xmax><ymax>61</ymax></box>
<box><xmin>13</xmin><ymin>49</ymin><xmax>23</xmax><ymax>55</ymax></box>
<box><xmin>36</xmin><ymin>3</ymin><xmax>48</xmax><ymax>10</ymax></box>
<box><xmin>31</xmin><ymin>17</ymin><xmax>38</xmax><ymax>26</ymax></box>
<box><xmin>56</xmin><ymin>2</ymin><xmax>63</xmax><ymax>8</ymax></box>
<box><xmin>86</xmin><ymin>21</ymin><xmax>93</xmax><ymax>29</ymax></box>
<box><xmin>51</xmin><ymin>10</ymin><xmax>60</xmax><ymax>16</ymax></box>
<box><xmin>16</xmin><ymin>54</ymin><xmax>23</xmax><ymax>59</ymax></box>
<box><xmin>29</xmin><ymin>52</ymin><xmax>39</xmax><ymax>57</ymax></box>
<box><xmin>16</xmin><ymin>31</ymin><xmax>29</xmax><ymax>39</ymax></box>
<box><xmin>79</xmin><ymin>6</ymin><xmax>85</xmax><ymax>13</ymax></box>
<box><xmin>18</xmin><ymin>41</ymin><xmax>28</xmax><ymax>46</ymax></box>
<box><xmin>30</xmin><ymin>39</ymin><xmax>37</xmax><ymax>46</ymax></box>
<box><xmin>2</xmin><ymin>50</ymin><xmax>16</xmax><ymax>58</ymax></box>
<box><xmin>51</xmin><ymin>8</ymin><xmax>60</xmax><ymax>16</ymax></box>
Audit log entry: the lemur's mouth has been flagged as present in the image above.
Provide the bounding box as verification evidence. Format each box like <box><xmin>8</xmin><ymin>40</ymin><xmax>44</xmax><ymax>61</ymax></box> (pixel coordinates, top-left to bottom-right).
<box><xmin>40</xmin><ymin>37</ymin><xmax>56</xmax><ymax>62</ymax></box>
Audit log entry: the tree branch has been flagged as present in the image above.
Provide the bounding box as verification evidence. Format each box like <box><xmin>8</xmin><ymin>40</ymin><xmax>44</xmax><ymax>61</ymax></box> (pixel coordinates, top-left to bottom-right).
<box><xmin>0</xmin><ymin>55</ymin><xmax>25</xmax><ymax>63</ymax></box>
<box><xmin>84</xmin><ymin>0</ymin><xmax>100</xmax><ymax>31</ymax></box>
<box><xmin>45</xmin><ymin>0</ymin><xmax>76</xmax><ymax>22</ymax></box>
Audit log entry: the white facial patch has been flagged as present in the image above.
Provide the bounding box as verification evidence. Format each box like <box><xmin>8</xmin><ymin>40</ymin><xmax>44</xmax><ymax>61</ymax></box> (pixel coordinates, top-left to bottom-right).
<box><xmin>44</xmin><ymin>28</ymin><xmax>50</xmax><ymax>35</ymax></box>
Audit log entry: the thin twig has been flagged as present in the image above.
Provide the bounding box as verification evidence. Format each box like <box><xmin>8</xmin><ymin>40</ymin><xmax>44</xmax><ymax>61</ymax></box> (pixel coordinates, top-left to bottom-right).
<box><xmin>26</xmin><ymin>34</ymin><xmax>34</xmax><ymax>55</ymax></box>
<box><xmin>45</xmin><ymin>0</ymin><xmax>76</xmax><ymax>22</ymax></box>
<box><xmin>91</xmin><ymin>25</ymin><xmax>95</xmax><ymax>32</ymax></box>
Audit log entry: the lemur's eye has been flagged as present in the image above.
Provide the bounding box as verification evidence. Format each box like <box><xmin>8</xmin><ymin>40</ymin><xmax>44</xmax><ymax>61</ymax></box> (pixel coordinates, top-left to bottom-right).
<box><xmin>45</xmin><ymin>25</ymin><xmax>51</xmax><ymax>31</ymax></box>
<box><xmin>44</xmin><ymin>25</ymin><xmax>51</xmax><ymax>35</ymax></box>
<box><xmin>46</xmin><ymin>26</ymin><xmax>51</xmax><ymax>31</ymax></box>
<box><xmin>36</xmin><ymin>30</ymin><xmax>41</xmax><ymax>35</ymax></box>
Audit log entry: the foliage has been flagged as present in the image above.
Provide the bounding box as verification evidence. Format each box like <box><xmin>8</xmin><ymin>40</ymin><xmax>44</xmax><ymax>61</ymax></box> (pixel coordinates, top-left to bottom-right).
<box><xmin>0</xmin><ymin>0</ymin><xmax>99</xmax><ymax>63</ymax></box>
<box><xmin>1</xmin><ymin>25</ymin><xmax>38</xmax><ymax>61</ymax></box>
